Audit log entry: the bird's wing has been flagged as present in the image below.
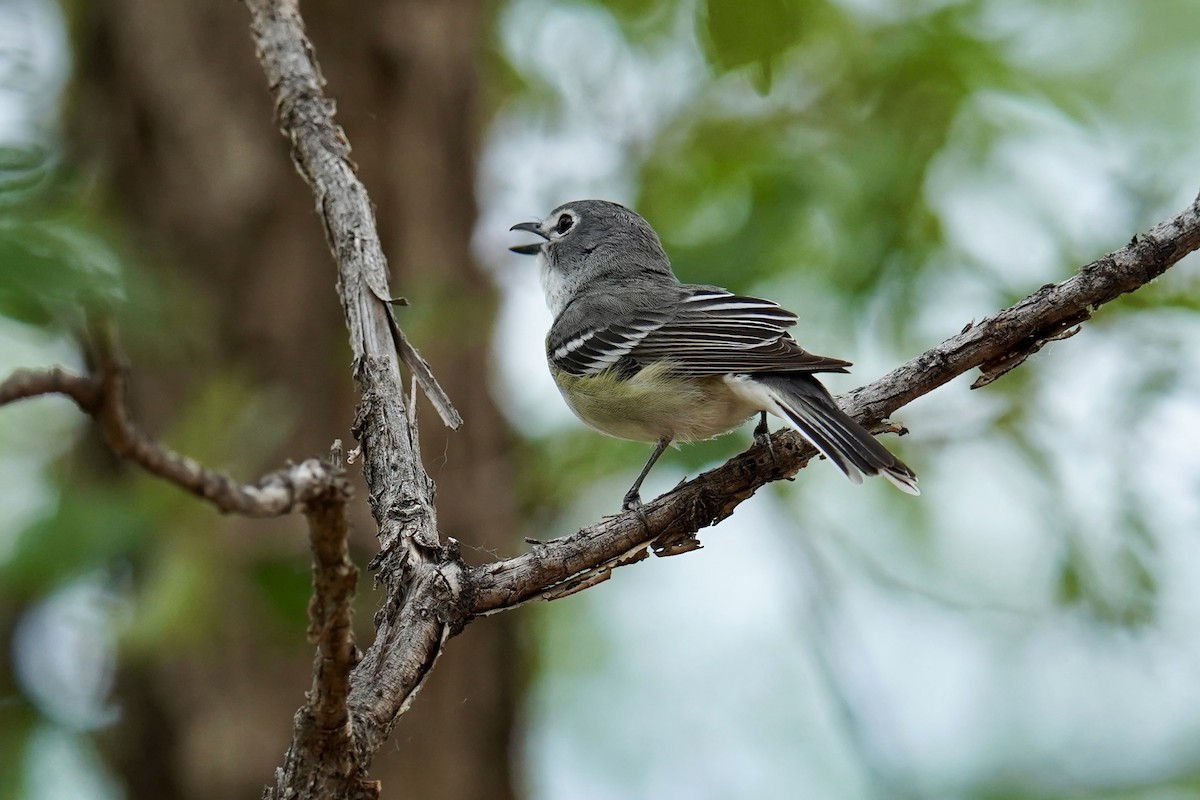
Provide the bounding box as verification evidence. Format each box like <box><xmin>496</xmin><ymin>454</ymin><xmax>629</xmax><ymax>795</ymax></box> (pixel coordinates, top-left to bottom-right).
<box><xmin>548</xmin><ymin>288</ymin><xmax>850</xmax><ymax>377</ymax></box>
<box><xmin>548</xmin><ymin>306</ymin><xmax>673</xmax><ymax>376</ymax></box>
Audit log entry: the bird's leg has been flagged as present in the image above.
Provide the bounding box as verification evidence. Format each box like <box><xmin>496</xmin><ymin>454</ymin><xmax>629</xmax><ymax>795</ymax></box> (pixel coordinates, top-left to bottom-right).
<box><xmin>753</xmin><ymin>411</ymin><xmax>774</xmax><ymax>454</ymax></box>
<box><xmin>622</xmin><ymin>437</ymin><xmax>671</xmax><ymax>511</ymax></box>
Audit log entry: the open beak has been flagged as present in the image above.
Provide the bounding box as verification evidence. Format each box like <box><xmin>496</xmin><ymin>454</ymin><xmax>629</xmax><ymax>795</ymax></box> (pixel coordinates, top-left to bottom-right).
<box><xmin>509</xmin><ymin>220</ymin><xmax>548</xmax><ymax>255</ymax></box>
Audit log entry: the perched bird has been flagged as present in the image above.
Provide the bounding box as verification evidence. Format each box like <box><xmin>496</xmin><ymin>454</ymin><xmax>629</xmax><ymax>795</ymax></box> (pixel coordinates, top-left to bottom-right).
<box><xmin>510</xmin><ymin>199</ymin><xmax>918</xmax><ymax>510</ymax></box>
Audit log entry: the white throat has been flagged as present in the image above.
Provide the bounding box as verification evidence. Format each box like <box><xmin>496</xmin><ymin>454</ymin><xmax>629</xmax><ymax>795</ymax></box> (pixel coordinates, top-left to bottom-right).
<box><xmin>538</xmin><ymin>253</ymin><xmax>579</xmax><ymax>319</ymax></box>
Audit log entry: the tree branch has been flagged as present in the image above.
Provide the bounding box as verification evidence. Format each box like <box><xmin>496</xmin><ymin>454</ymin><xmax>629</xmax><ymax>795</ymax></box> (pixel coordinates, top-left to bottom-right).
<box><xmin>468</xmin><ymin>191</ymin><xmax>1200</xmax><ymax>615</ymax></box>
<box><xmin>244</xmin><ymin>0</ymin><xmax>470</xmax><ymax>796</ymax></box>
<box><xmin>267</xmin><ymin>442</ymin><xmax>370</xmax><ymax>799</ymax></box>
<box><xmin>1</xmin><ymin>325</ymin><xmax>367</xmax><ymax>796</ymax></box>
<box><xmin>304</xmin><ymin>445</ymin><xmax>358</xmax><ymax>733</ymax></box>
<box><xmin>0</xmin><ymin>325</ymin><xmax>344</xmax><ymax>517</ymax></box>
<box><xmin>0</xmin><ymin>364</ymin><xmax>101</xmax><ymax>409</ymax></box>
<box><xmin>843</xmin><ymin>201</ymin><xmax>1200</xmax><ymax>421</ymax></box>
<box><xmin>243</xmin><ymin>0</ymin><xmax>458</xmax><ymax>432</ymax></box>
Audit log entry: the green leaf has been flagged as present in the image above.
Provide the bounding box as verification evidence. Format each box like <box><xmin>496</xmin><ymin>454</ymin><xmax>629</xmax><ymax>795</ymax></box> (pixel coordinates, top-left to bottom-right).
<box><xmin>698</xmin><ymin>0</ymin><xmax>807</xmax><ymax>91</ymax></box>
<box><xmin>0</xmin><ymin>218</ymin><xmax>123</xmax><ymax>329</ymax></box>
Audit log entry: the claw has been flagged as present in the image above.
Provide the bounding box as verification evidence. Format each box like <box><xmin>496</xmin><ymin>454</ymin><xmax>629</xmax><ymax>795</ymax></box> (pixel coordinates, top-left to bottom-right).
<box><xmin>622</xmin><ymin>495</ymin><xmax>651</xmax><ymax>534</ymax></box>
<box><xmin>619</xmin><ymin>437</ymin><xmax>670</xmax><ymax>514</ymax></box>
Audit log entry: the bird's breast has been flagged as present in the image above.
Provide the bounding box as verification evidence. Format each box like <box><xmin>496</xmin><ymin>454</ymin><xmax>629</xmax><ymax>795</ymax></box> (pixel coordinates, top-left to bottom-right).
<box><xmin>552</xmin><ymin>363</ymin><xmax>759</xmax><ymax>443</ymax></box>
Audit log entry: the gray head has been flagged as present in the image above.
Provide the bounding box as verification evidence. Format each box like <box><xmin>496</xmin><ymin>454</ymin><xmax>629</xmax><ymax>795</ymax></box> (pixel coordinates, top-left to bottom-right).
<box><xmin>510</xmin><ymin>200</ymin><xmax>678</xmax><ymax>316</ymax></box>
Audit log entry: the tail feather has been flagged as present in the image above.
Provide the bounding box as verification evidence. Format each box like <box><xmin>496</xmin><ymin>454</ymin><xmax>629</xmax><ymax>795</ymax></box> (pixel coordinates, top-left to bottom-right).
<box><xmin>749</xmin><ymin>374</ymin><xmax>919</xmax><ymax>496</ymax></box>
<box><xmin>776</xmin><ymin>399</ymin><xmax>865</xmax><ymax>484</ymax></box>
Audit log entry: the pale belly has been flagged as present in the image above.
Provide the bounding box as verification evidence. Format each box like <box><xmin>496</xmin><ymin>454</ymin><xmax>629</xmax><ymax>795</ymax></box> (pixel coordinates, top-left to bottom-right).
<box><xmin>553</xmin><ymin>363</ymin><xmax>761</xmax><ymax>443</ymax></box>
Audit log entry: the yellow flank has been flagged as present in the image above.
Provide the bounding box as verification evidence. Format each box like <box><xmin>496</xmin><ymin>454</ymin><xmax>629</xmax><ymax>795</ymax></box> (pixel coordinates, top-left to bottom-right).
<box><xmin>551</xmin><ymin>361</ymin><xmax>758</xmax><ymax>443</ymax></box>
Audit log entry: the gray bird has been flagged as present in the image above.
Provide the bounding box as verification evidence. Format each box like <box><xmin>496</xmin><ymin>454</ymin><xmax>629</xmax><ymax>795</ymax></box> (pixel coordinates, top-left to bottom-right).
<box><xmin>510</xmin><ymin>199</ymin><xmax>918</xmax><ymax>510</ymax></box>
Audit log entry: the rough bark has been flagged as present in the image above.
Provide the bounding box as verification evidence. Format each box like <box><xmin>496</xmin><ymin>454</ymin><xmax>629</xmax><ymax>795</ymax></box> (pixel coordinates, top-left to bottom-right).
<box><xmin>332</xmin><ymin>0</ymin><xmax>519</xmax><ymax>792</ymax></box>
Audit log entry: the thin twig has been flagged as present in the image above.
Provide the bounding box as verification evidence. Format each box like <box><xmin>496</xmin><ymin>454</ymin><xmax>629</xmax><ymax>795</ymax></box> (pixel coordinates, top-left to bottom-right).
<box><xmin>304</xmin><ymin>441</ymin><xmax>358</xmax><ymax>731</ymax></box>
<box><xmin>0</xmin><ymin>365</ymin><xmax>100</xmax><ymax>409</ymax></box>
<box><xmin>0</xmin><ymin>325</ymin><xmax>344</xmax><ymax>517</ymax></box>
<box><xmin>268</xmin><ymin>443</ymin><xmax>370</xmax><ymax>800</ymax></box>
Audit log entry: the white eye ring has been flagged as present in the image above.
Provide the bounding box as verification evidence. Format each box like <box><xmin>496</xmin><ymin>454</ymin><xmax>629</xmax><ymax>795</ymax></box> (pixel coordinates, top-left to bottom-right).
<box><xmin>552</xmin><ymin>212</ymin><xmax>575</xmax><ymax>237</ymax></box>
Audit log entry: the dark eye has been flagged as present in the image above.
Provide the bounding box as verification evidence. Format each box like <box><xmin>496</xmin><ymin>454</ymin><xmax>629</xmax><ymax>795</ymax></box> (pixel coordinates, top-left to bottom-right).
<box><xmin>556</xmin><ymin>213</ymin><xmax>574</xmax><ymax>234</ymax></box>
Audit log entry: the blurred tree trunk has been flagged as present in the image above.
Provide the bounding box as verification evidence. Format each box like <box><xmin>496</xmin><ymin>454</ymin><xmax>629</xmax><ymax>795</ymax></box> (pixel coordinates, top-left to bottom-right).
<box><xmin>74</xmin><ymin>1</ymin><xmax>517</xmax><ymax>798</ymax></box>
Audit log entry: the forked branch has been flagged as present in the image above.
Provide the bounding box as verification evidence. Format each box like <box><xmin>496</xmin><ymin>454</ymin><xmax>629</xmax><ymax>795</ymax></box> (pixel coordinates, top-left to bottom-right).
<box><xmin>0</xmin><ymin>322</ymin><xmax>346</xmax><ymax>517</ymax></box>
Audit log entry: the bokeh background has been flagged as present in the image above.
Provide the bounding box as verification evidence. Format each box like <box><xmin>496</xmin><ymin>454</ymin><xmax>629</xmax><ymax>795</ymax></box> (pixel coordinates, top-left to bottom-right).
<box><xmin>3</xmin><ymin>1</ymin><xmax>1200</xmax><ymax>798</ymax></box>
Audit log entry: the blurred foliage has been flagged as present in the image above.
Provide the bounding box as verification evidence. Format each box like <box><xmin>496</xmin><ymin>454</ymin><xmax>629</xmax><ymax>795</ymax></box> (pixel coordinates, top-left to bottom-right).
<box><xmin>699</xmin><ymin>0</ymin><xmax>808</xmax><ymax>91</ymax></box>
<box><xmin>645</xmin><ymin>2</ymin><xmax>1010</xmax><ymax>311</ymax></box>
<box><xmin>0</xmin><ymin>151</ymin><xmax>120</xmax><ymax>330</ymax></box>
<box><xmin>0</xmin><ymin>112</ymin><xmax>322</xmax><ymax>798</ymax></box>
<box><xmin>494</xmin><ymin>0</ymin><xmax>1200</xmax><ymax>798</ymax></box>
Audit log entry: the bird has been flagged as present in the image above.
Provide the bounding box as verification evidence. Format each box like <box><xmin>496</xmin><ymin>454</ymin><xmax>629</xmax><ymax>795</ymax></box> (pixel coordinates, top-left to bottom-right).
<box><xmin>509</xmin><ymin>199</ymin><xmax>918</xmax><ymax>510</ymax></box>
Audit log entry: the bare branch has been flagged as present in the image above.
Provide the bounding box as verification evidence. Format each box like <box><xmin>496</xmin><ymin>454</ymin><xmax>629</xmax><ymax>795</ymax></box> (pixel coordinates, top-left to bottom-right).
<box><xmin>0</xmin><ymin>328</ymin><xmax>344</xmax><ymax>517</ymax></box>
<box><xmin>842</xmin><ymin>193</ymin><xmax>1200</xmax><ymax>422</ymax></box>
<box><xmin>244</xmin><ymin>0</ymin><xmax>469</xmax><ymax>794</ymax></box>
<box><xmin>243</xmin><ymin>0</ymin><xmax>459</xmax><ymax>431</ymax></box>
<box><xmin>266</xmin><ymin>444</ymin><xmax>371</xmax><ymax>800</ymax></box>
<box><xmin>304</xmin><ymin>443</ymin><xmax>358</xmax><ymax>732</ymax></box>
<box><xmin>0</xmin><ymin>365</ymin><xmax>100</xmax><ymax>409</ymax></box>
<box><xmin>468</xmin><ymin>191</ymin><xmax>1200</xmax><ymax>616</ymax></box>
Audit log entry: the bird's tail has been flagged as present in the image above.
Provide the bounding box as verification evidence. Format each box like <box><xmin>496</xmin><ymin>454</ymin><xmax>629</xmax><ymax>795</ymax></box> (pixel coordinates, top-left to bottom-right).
<box><xmin>752</xmin><ymin>374</ymin><xmax>919</xmax><ymax>495</ymax></box>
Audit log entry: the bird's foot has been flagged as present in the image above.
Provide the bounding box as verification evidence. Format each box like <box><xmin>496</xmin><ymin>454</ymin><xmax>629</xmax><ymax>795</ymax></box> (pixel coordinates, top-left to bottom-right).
<box><xmin>621</xmin><ymin>491</ymin><xmax>651</xmax><ymax>533</ymax></box>
<box><xmin>753</xmin><ymin>413</ymin><xmax>776</xmax><ymax>459</ymax></box>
